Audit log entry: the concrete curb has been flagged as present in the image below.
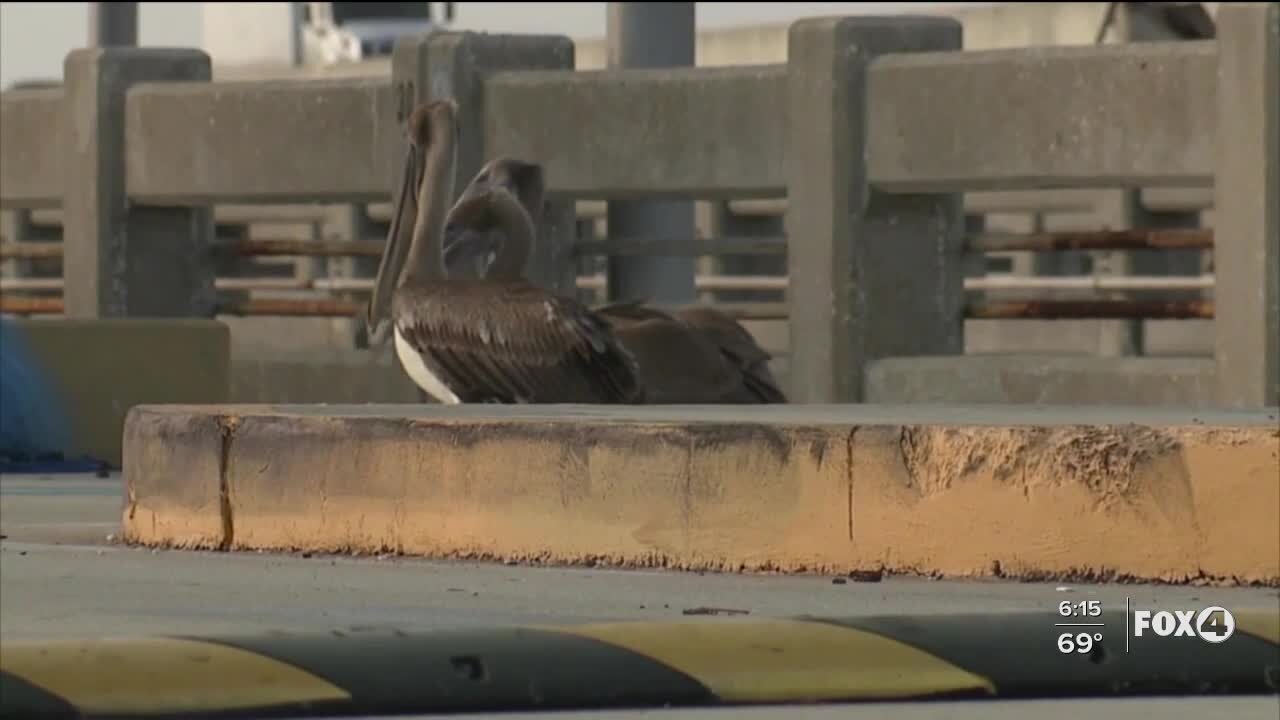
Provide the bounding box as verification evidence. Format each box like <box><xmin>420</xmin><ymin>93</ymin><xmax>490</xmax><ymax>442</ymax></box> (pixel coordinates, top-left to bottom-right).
<box><xmin>3</xmin><ymin>610</ymin><xmax>1276</xmax><ymax>718</ymax></box>
<box><xmin>122</xmin><ymin>405</ymin><xmax>1280</xmax><ymax>584</ymax></box>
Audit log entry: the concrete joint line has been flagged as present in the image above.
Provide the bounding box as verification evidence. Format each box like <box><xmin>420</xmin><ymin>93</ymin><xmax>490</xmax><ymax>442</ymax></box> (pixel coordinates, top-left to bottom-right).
<box><xmin>216</xmin><ymin>415</ymin><xmax>239</xmax><ymax>551</ymax></box>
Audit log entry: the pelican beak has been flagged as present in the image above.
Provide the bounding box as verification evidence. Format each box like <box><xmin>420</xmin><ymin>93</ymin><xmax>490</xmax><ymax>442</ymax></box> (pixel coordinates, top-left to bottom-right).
<box><xmin>367</xmin><ymin>141</ymin><xmax>422</xmax><ymax>335</ymax></box>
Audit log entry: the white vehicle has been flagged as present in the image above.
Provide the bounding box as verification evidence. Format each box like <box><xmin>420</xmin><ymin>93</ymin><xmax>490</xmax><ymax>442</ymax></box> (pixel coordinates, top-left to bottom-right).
<box><xmin>300</xmin><ymin>2</ymin><xmax>455</xmax><ymax>66</ymax></box>
<box><xmin>201</xmin><ymin>2</ymin><xmax>454</xmax><ymax>71</ymax></box>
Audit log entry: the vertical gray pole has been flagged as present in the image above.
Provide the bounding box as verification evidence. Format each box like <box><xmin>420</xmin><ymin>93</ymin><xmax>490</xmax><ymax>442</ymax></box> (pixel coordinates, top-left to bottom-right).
<box><xmin>289</xmin><ymin>2</ymin><xmax>305</xmax><ymax>66</ymax></box>
<box><xmin>88</xmin><ymin>2</ymin><xmax>138</xmax><ymax>47</ymax></box>
<box><xmin>604</xmin><ymin>2</ymin><xmax>697</xmax><ymax>304</ymax></box>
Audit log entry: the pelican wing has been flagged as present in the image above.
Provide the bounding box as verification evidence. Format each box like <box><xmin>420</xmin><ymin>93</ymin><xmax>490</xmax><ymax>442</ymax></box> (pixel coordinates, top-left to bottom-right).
<box><xmin>676</xmin><ymin>307</ymin><xmax>788</xmax><ymax>403</ymax></box>
<box><xmin>602</xmin><ymin>313</ymin><xmax>746</xmax><ymax>404</ymax></box>
<box><xmin>392</xmin><ymin>282</ymin><xmax>645</xmax><ymax>405</ymax></box>
<box><xmin>594</xmin><ymin>302</ymin><xmax>788</xmax><ymax>404</ymax></box>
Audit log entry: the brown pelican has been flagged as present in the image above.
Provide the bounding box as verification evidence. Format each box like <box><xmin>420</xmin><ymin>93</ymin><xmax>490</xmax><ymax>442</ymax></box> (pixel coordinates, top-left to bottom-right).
<box><xmin>441</xmin><ymin>157</ymin><xmax>788</xmax><ymax>405</ymax></box>
<box><xmin>365</xmin><ymin>99</ymin><xmax>645</xmax><ymax>405</ymax></box>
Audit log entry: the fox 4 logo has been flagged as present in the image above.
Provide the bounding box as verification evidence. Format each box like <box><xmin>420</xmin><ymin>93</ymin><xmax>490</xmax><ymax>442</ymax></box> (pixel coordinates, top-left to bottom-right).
<box><xmin>1133</xmin><ymin>606</ymin><xmax>1235</xmax><ymax>643</ymax></box>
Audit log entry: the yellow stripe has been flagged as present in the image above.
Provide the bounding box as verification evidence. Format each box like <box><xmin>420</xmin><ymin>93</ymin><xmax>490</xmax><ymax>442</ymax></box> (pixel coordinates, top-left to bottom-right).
<box><xmin>556</xmin><ymin>618</ymin><xmax>996</xmax><ymax>702</ymax></box>
<box><xmin>1234</xmin><ymin>608</ymin><xmax>1280</xmax><ymax>645</ymax></box>
<box><xmin>0</xmin><ymin>637</ymin><xmax>349</xmax><ymax>714</ymax></box>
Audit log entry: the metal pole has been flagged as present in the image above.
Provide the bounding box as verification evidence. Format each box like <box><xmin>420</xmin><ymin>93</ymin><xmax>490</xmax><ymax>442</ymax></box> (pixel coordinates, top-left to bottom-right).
<box><xmin>88</xmin><ymin>2</ymin><xmax>138</xmax><ymax>47</ymax></box>
<box><xmin>604</xmin><ymin>2</ymin><xmax>697</xmax><ymax>304</ymax></box>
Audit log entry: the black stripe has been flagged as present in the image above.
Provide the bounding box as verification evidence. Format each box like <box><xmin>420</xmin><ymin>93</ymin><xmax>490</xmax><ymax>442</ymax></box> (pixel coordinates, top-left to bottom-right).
<box><xmin>815</xmin><ymin>611</ymin><xmax>1280</xmax><ymax>697</ymax></box>
<box><xmin>185</xmin><ymin>627</ymin><xmax>716</xmax><ymax>716</ymax></box>
<box><xmin>0</xmin><ymin>670</ymin><xmax>81</xmax><ymax>719</ymax></box>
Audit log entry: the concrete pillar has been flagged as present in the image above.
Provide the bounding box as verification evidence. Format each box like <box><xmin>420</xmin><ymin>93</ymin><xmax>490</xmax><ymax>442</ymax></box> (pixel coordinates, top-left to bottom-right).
<box><xmin>89</xmin><ymin>2</ymin><xmax>137</xmax><ymax>47</ymax></box>
<box><xmin>391</xmin><ymin>32</ymin><xmax>577</xmax><ymax>295</ymax></box>
<box><xmin>61</xmin><ymin>48</ymin><xmax>216</xmax><ymax>319</ymax></box>
<box><xmin>604</xmin><ymin>2</ymin><xmax>698</xmax><ymax>305</ymax></box>
<box><xmin>785</xmin><ymin>17</ymin><xmax>964</xmax><ymax>404</ymax></box>
<box><xmin>1213</xmin><ymin>3</ymin><xmax>1279</xmax><ymax>408</ymax></box>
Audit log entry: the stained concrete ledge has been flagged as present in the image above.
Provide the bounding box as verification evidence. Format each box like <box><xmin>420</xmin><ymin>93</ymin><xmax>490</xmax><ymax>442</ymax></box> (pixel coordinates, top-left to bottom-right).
<box><xmin>122</xmin><ymin>404</ymin><xmax>1280</xmax><ymax>585</ymax></box>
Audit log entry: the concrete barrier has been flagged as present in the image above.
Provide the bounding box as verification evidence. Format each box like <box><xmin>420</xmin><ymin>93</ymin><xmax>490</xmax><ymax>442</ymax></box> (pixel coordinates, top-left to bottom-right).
<box><xmin>228</xmin><ymin>354</ymin><xmax>420</xmax><ymax>404</ymax></box>
<box><xmin>4</xmin><ymin>8</ymin><xmax>1275</xmax><ymax>408</ymax></box>
<box><xmin>122</xmin><ymin>404</ymin><xmax>1280</xmax><ymax>585</ymax></box>
<box><xmin>12</xmin><ymin>319</ymin><xmax>229</xmax><ymax>467</ymax></box>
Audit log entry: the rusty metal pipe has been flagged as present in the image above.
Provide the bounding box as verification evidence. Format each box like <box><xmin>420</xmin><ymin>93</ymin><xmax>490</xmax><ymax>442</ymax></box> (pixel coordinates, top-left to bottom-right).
<box><xmin>965</xmin><ymin>300</ymin><xmax>1214</xmax><ymax>320</ymax></box>
<box><xmin>4</xmin><ymin>227</ymin><xmax>1214</xmax><ymax>263</ymax></box>
<box><xmin>0</xmin><ymin>295</ymin><xmax>789</xmax><ymax>322</ymax></box>
<box><xmin>572</xmin><ymin>237</ymin><xmax>787</xmax><ymax>257</ymax></box>
<box><xmin>0</xmin><ymin>296</ymin><xmax>64</xmax><ymax>315</ymax></box>
<box><xmin>966</xmin><ymin>229</ymin><xmax>1213</xmax><ymax>253</ymax></box>
<box><xmin>1</xmin><ymin>238</ymin><xmax>388</xmax><ymax>261</ymax></box>
<box><xmin>4</xmin><ymin>297</ymin><xmax>1214</xmax><ymax>321</ymax></box>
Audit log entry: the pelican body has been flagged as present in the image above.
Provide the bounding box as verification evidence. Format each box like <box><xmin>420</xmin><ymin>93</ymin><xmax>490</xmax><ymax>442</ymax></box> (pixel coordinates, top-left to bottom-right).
<box><xmin>367</xmin><ymin>100</ymin><xmax>644</xmax><ymax>405</ymax></box>
<box><xmin>440</xmin><ymin>158</ymin><xmax>788</xmax><ymax>405</ymax></box>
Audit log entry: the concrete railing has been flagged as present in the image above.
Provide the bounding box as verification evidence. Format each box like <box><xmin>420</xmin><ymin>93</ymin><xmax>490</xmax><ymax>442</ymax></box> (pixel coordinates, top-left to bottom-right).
<box><xmin>1</xmin><ymin>8</ymin><xmax>1275</xmax><ymax>408</ymax></box>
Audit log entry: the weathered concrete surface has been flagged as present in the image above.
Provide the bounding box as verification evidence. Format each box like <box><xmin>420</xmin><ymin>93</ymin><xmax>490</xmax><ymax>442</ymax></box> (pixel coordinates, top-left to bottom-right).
<box><xmin>7</xmin><ymin>474</ymin><xmax>1278</xmax><ymax>720</ymax></box>
<box><xmin>230</xmin><ymin>356</ymin><xmax>419</xmax><ymax>404</ymax></box>
<box><xmin>866</xmin><ymin>356</ymin><xmax>1217</xmax><ymax>406</ymax></box>
<box><xmin>63</xmin><ymin>48</ymin><xmax>217</xmax><ymax>319</ymax></box>
<box><xmin>123</xmin><ymin>404</ymin><xmax>1280</xmax><ymax>584</ymax></box>
<box><xmin>868</xmin><ymin>42</ymin><xmax>1216</xmax><ymax>191</ymax></box>
<box><xmin>1212</xmin><ymin>3</ymin><xmax>1279</xmax><ymax>409</ymax></box>
<box><xmin>785</xmin><ymin>17</ymin><xmax>963</xmax><ymax>405</ymax></box>
<box><xmin>7</xmin><ymin>473</ymin><xmax>1279</xmax><ymax>641</ymax></box>
<box><xmin>16</xmin><ymin>319</ymin><xmax>230</xmax><ymax>467</ymax></box>
<box><xmin>0</xmin><ymin>88</ymin><xmax>62</xmax><ymax>208</ymax></box>
<box><xmin>124</xmin><ymin>78</ymin><xmax>398</xmax><ymax>205</ymax></box>
<box><xmin>486</xmin><ymin>65</ymin><xmax>785</xmax><ymax>199</ymax></box>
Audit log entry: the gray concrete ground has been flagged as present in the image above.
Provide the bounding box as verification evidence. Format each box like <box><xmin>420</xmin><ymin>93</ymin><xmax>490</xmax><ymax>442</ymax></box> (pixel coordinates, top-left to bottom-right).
<box><xmin>2</xmin><ymin>472</ymin><xmax>1277</xmax><ymax>720</ymax></box>
<box><xmin>335</xmin><ymin>697</ymin><xmax>1279</xmax><ymax>720</ymax></box>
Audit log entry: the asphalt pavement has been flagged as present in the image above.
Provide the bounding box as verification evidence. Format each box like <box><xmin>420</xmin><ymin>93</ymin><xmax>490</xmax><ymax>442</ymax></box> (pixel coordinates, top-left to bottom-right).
<box><xmin>2</xmin><ymin>472</ymin><xmax>1277</xmax><ymax>720</ymax></box>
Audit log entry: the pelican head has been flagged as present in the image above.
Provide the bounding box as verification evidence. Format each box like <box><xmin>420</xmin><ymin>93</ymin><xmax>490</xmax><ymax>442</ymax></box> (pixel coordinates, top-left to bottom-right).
<box><xmin>366</xmin><ymin>98</ymin><xmax>459</xmax><ymax>333</ymax></box>
<box><xmin>441</xmin><ymin>157</ymin><xmax>545</xmax><ymax>280</ymax></box>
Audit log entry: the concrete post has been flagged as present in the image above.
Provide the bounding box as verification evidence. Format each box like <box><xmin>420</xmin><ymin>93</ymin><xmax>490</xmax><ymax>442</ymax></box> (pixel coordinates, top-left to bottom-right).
<box><xmin>88</xmin><ymin>2</ymin><xmax>137</xmax><ymax>47</ymax></box>
<box><xmin>61</xmin><ymin>48</ymin><xmax>216</xmax><ymax>319</ymax></box>
<box><xmin>785</xmin><ymin>17</ymin><xmax>964</xmax><ymax>404</ymax></box>
<box><xmin>604</xmin><ymin>2</ymin><xmax>698</xmax><ymax>305</ymax></box>
<box><xmin>1213</xmin><ymin>3</ymin><xmax>1279</xmax><ymax>408</ymax></box>
<box><xmin>391</xmin><ymin>32</ymin><xmax>577</xmax><ymax>295</ymax></box>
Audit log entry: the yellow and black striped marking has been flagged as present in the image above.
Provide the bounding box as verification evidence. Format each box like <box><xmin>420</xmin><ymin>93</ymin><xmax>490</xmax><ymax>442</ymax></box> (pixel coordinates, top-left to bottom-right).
<box><xmin>2</xmin><ymin>610</ymin><xmax>1276</xmax><ymax>718</ymax></box>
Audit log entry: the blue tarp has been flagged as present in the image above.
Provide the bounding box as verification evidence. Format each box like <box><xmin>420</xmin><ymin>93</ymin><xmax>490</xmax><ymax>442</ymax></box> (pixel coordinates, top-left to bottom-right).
<box><xmin>0</xmin><ymin>318</ymin><xmax>88</xmax><ymax>472</ymax></box>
